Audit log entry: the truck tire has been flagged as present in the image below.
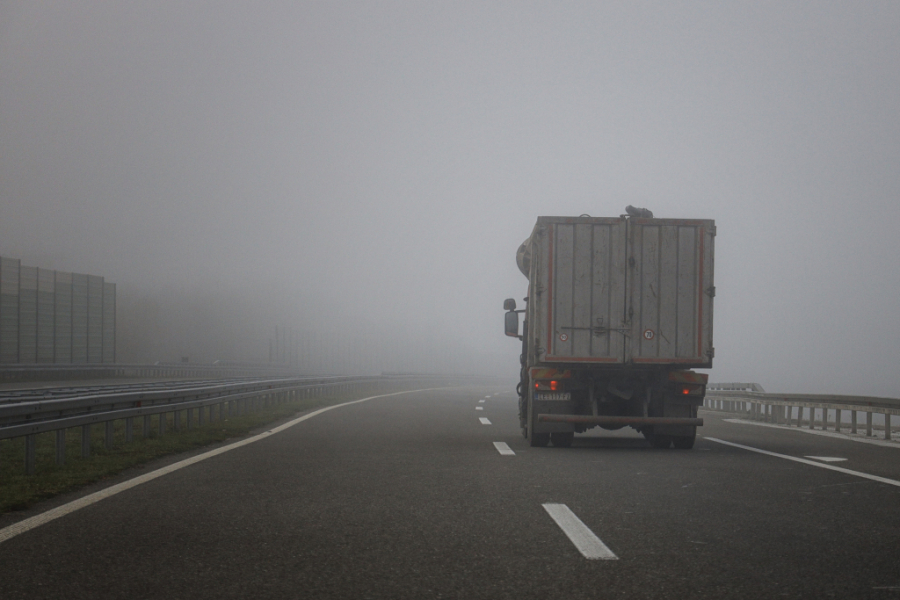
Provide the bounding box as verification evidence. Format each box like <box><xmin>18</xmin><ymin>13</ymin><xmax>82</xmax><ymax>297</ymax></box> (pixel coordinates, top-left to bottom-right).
<box><xmin>529</xmin><ymin>432</ymin><xmax>550</xmax><ymax>447</ymax></box>
<box><xmin>649</xmin><ymin>434</ymin><xmax>672</xmax><ymax>449</ymax></box>
<box><xmin>672</xmin><ymin>431</ymin><xmax>696</xmax><ymax>449</ymax></box>
<box><xmin>550</xmin><ymin>432</ymin><xmax>574</xmax><ymax>448</ymax></box>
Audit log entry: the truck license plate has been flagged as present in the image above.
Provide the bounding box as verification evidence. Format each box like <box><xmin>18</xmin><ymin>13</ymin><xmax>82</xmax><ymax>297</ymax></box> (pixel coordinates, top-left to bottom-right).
<box><xmin>536</xmin><ymin>392</ymin><xmax>571</xmax><ymax>401</ymax></box>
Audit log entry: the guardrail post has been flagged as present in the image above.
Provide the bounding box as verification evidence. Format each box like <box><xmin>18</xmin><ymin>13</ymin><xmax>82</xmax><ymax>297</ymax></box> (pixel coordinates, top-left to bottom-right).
<box><xmin>867</xmin><ymin>412</ymin><xmax>873</xmax><ymax>436</ymax></box>
<box><xmin>173</xmin><ymin>410</ymin><xmax>181</xmax><ymax>431</ymax></box>
<box><xmin>198</xmin><ymin>406</ymin><xmax>205</xmax><ymax>426</ymax></box>
<box><xmin>835</xmin><ymin>409</ymin><xmax>841</xmax><ymax>433</ymax></box>
<box><xmin>851</xmin><ymin>411</ymin><xmax>857</xmax><ymax>434</ymax></box>
<box><xmin>105</xmin><ymin>421</ymin><xmax>114</xmax><ymax>449</ymax></box>
<box><xmin>159</xmin><ymin>412</ymin><xmax>166</xmax><ymax>435</ymax></box>
<box><xmin>886</xmin><ymin>414</ymin><xmax>892</xmax><ymax>441</ymax></box>
<box><xmin>809</xmin><ymin>408</ymin><xmax>816</xmax><ymax>430</ymax></box>
<box><xmin>187</xmin><ymin>408</ymin><xmax>193</xmax><ymax>430</ymax></box>
<box><xmin>25</xmin><ymin>434</ymin><xmax>36</xmax><ymax>475</ymax></box>
<box><xmin>56</xmin><ymin>429</ymin><xmax>66</xmax><ymax>465</ymax></box>
<box><xmin>125</xmin><ymin>417</ymin><xmax>134</xmax><ymax>443</ymax></box>
<box><xmin>82</xmin><ymin>425</ymin><xmax>91</xmax><ymax>457</ymax></box>
<box><xmin>143</xmin><ymin>415</ymin><xmax>151</xmax><ymax>438</ymax></box>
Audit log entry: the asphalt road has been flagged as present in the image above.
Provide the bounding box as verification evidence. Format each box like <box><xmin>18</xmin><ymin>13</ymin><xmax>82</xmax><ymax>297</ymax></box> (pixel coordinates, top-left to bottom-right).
<box><xmin>1</xmin><ymin>385</ymin><xmax>899</xmax><ymax>599</ymax></box>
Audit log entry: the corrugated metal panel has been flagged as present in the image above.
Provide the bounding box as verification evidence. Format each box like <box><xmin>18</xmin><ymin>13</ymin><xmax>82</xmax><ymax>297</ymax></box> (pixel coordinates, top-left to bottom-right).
<box><xmin>0</xmin><ymin>257</ymin><xmax>20</xmax><ymax>363</ymax></box>
<box><xmin>36</xmin><ymin>268</ymin><xmax>55</xmax><ymax>363</ymax></box>
<box><xmin>87</xmin><ymin>275</ymin><xmax>104</xmax><ymax>363</ymax></box>
<box><xmin>540</xmin><ymin>218</ymin><xmax>628</xmax><ymax>363</ymax></box>
<box><xmin>102</xmin><ymin>282</ymin><xmax>115</xmax><ymax>363</ymax></box>
<box><xmin>71</xmin><ymin>273</ymin><xmax>88</xmax><ymax>363</ymax></box>
<box><xmin>626</xmin><ymin>219</ymin><xmax>715</xmax><ymax>367</ymax></box>
<box><xmin>54</xmin><ymin>271</ymin><xmax>73</xmax><ymax>363</ymax></box>
<box><xmin>533</xmin><ymin>216</ymin><xmax>714</xmax><ymax>369</ymax></box>
<box><xmin>18</xmin><ymin>266</ymin><xmax>38</xmax><ymax>363</ymax></box>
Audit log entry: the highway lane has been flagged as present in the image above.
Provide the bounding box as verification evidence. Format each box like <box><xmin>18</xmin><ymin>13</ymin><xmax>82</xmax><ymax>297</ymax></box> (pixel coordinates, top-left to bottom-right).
<box><xmin>1</xmin><ymin>385</ymin><xmax>899</xmax><ymax>599</ymax></box>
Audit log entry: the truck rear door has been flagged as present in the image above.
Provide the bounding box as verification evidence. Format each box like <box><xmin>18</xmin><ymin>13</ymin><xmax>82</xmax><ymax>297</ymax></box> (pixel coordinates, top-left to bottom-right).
<box><xmin>625</xmin><ymin>218</ymin><xmax>715</xmax><ymax>367</ymax></box>
<box><xmin>538</xmin><ymin>217</ymin><xmax>628</xmax><ymax>364</ymax></box>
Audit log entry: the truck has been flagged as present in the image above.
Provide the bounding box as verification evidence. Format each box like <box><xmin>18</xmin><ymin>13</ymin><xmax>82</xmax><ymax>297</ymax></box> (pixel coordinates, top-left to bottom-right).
<box><xmin>504</xmin><ymin>209</ymin><xmax>715</xmax><ymax>449</ymax></box>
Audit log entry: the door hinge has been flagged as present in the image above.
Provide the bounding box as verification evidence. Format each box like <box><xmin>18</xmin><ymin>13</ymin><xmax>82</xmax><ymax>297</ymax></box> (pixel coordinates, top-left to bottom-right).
<box><xmin>705</xmin><ymin>286</ymin><xmax>716</xmax><ymax>297</ymax></box>
<box><xmin>709</xmin><ymin>225</ymin><xmax>717</xmax><ymax>237</ymax></box>
<box><xmin>706</xmin><ymin>347</ymin><xmax>715</xmax><ymax>358</ymax></box>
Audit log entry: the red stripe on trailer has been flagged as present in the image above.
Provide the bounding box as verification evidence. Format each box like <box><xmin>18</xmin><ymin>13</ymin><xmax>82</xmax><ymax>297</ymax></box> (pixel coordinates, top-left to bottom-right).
<box><xmin>697</xmin><ymin>227</ymin><xmax>705</xmax><ymax>359</ymax></box>
<box><xmin>547</xmin><ymin>225</ymin><xmax>555</xmax><ymax>357</ymax></box>
<box><xmin>632</xmin><ymin>357</ymin><xmax>707</xmax><ymax>364</ymax></box>
<box><xmin>544</xmin><ymin>356</ymin><xmax>620</xmax><ymax>363</ymax></box>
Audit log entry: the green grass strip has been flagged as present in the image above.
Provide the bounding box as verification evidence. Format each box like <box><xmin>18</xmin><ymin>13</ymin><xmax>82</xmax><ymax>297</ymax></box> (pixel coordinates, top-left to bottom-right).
<box><xmin>0</xmin><ymin>384</ymin><xmax>388</xmax><ymax>514</ymax></box>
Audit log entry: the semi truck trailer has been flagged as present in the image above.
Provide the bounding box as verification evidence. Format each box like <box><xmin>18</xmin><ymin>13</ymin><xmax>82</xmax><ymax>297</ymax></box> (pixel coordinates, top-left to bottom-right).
<box><xmin>504</xmin><ymin>209</ymin><xmax>715</xmax><ymax>449</ymax></box>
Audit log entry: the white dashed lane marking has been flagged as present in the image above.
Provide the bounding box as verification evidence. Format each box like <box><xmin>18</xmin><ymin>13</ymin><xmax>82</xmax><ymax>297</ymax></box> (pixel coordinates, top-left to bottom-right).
<box><xmin>705</xmin><ymin>437</ymin><xmax>900</xmax><ymax>487</ymax></box>
<box><xmin>805</xmin><ymin>456</ymin><xmax>847</xmax><ymax>462</ymax></box>
<box><xmin>493</xmin><ymin>442</ymin><xmax>515</xmax><ymax>455</ymax></box>
<box><xmin>476</xmin><ymin>406</ymin><xmax>483</xmax><ymax>411</ymax></box>
<box><xmin>478</xmin><ymin>399</ymin><xmax>485</xmax><ymax>403</ymax></box>
<box><xmin>542</xmin><ymin>503</ymin><xmax>618</xmax><ymax>560</ymax></box>
<box><xmin>479</xmin><ymin>417</ymin><xmax>492</xmax><ymax>425</ymax></box>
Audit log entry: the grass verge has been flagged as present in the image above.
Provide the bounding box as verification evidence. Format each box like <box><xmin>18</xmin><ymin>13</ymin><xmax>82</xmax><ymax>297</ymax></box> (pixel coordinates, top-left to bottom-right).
<box><xmin>0</xmin><ymin>384</ymin><xmax>388</xmax><ymax>514</ymax></box>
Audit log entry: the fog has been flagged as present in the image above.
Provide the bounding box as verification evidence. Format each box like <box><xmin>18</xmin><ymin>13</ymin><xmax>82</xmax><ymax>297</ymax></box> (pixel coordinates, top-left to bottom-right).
<box><xmin>1</xmin><ymin>2</ymin><xmax>898</xmax><ymax>394</ymax></box>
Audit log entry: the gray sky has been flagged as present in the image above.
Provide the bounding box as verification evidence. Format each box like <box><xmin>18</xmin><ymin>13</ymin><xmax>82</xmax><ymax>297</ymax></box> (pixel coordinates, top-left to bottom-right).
<box><xmin>2</xmin><ymin>2</ymin><xmax>899</xmax><ymax>394</ymax></box>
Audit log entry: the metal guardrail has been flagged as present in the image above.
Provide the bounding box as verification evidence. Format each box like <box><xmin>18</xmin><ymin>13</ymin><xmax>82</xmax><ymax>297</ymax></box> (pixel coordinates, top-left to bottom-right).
<box><xmin>707</xmin><ymin>382</ymin><xmax>767</xmax><ymax>393</ymax></box>
<box><xmin>0</xmin><ymin>375</ymin><xmax>441</xmax><ymax>475</ymax></box>
<box><xmin>0</xmin><ymin>362</ymin><xmax>304</xmax><ymax>382</ymax></box>
<box><xmin>704</xmin><ymin>389</ymin><xmax>900</xmax><ymax>441</ymax></box>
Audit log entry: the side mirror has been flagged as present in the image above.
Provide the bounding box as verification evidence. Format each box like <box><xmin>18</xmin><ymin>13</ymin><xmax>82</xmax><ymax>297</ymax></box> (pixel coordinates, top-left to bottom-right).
<box><xmin>503</xmin><ymin>298</ymin><xmax>516</xmax><ymax>311</ymax></box>
<box><xmin>504</xmin><ymin>311</ymin><xmax>519</xmax><ymax>337</ymax></box>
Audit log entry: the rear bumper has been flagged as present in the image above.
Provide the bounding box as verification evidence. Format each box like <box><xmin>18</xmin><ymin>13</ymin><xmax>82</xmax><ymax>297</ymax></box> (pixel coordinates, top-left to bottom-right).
<box><xmin>537</xmin><ymin>414</ymin><xmax>703</xmax><ymax>427</ymax></box>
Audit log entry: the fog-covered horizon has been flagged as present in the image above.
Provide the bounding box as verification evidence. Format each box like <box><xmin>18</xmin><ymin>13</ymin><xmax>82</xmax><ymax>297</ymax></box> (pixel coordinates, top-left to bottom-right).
<box><xmin>2</xmin><ymin>2</ymin><xmax>899</xmax><ymax>394</ymax></box>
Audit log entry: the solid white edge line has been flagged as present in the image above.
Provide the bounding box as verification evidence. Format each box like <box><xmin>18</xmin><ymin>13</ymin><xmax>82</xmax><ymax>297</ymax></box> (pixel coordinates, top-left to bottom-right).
<box><xmin>0</xmin><ymin>387</ymin><xmax>446</xmax><ymax>545</ymax></box>
<box><xmin>493</xmin><ymin>441</ymin><xmax>515</xmax><ymax>455</ymax></box>
<box><xmin>722</xmin><ymin>418</ymin><xmax>900</xmax><ymax>449</ymax></box>
<box><xmin>704</xmin><ymin>437</ymin><xmax>900</xmax><ymax>487</ymax></box>
<box><xmin>542</xmin><ymin>503</ymin><xmax>618</xmax><ymax>560</ymax></box>
<box><xmin>479</xmin><ymin>417</ymin><xmax>492</xmax><ymax>425</ymax></box>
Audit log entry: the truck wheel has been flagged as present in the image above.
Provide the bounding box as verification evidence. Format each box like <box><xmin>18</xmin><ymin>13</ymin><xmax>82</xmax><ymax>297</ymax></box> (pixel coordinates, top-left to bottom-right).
<box><xmin>649</xmin><ymin>434</ymin><xmax>672</xmax><ymax>449</ymax></box>
<box><xmin>550</xmin><ymin>432</ymin><xmax>574</xmax><ymax>448</ymax></box>
<box><xmin>529</xmin><ymin>432</ymin><xmax>550</xmax><ymax>447</ymax></box>
<box><xmin>672</xmin><ymin>433</ymin><xmax>696</xmax><ymax>449</ymax></box>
